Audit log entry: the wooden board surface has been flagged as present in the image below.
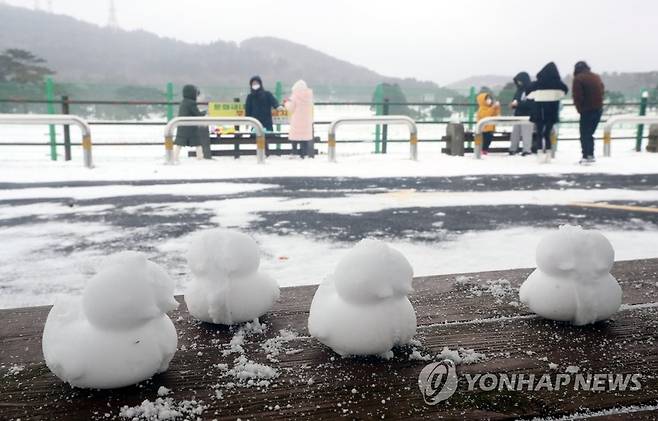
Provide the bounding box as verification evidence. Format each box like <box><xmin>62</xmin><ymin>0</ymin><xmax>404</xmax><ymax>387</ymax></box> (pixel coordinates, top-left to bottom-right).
<box><xmin>1</xmin><ymin>259</ymin><xmax>657</xmax><ymax>420</ymax></box>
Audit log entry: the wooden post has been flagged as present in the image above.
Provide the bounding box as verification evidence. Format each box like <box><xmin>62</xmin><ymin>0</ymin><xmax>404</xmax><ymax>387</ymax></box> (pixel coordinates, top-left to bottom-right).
<box><xmin>447</xmin><ymin>123</ymin><xmax>465</xmax><ymax>156</ymax></box>
<box><xmin>646</xmin><ymin>124</ymin><xmax>658</xmax><ymax>153</ymax></box>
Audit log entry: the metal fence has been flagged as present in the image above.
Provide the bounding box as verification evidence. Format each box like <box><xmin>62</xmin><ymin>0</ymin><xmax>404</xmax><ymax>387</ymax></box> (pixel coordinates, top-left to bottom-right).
<box><xmin>0</xmin><ymin>96</ymin><xmax>656</xmax><ymax>161</ymax></box>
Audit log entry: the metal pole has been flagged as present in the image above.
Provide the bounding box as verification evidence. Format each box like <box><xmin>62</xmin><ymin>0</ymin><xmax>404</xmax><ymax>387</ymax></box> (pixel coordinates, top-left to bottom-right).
<box><xmin>327</xmin><ymin>116</ymin><xmax>417</xmax><ymax>162</ymax></box>
<box><xmin>474</xmin><ymin>116</ymin><xmax>531</xmax><ymax>159</ymax></box>
<box><xmin>61</xmin><ymin>95</ymin><xmax>71</xmax><ymax>161</ymax></box>
<box><xmin>603</xmin><ymin>115</ymin><xmax>658</xmax><ymax>157</ymax></box>
<box><xmin>382</xmin><ymin>98</ymin><xmax>389</xmax><ymax>154</ymax></box>
<box><xmin>636</xmin><ymin>90</ymin><xmax>648</xmax><ymax>152</ymax></box>
<box><xmin>166</xmin><ymin>82</ymin><xmax>174</xmax><ymax>122</ymax></box>
<box><xmin>328</xmin><ymin>133</ymin><xmax>337</xmax><ymax>162</ymax></box>
<box><xmin>374</xmin><ymin>84</ymin><xmax>383</xmax><ymax>154</ymax></box>
<box><xmin>275</xmin><ymin>81</ymin><xmax>282</xmax><ymax>153</ymax></box>
<box><xmin>45</xmin><ymin>77</ymin><xmax>57</xmax><ymax>160</ymax></box>
<box><xmin>0</xmin><ymin>114</ymin><xmax>93</xmax><ymax>168</ymax></box>
<box><xmin>164</xmin><ymin>116</ymin><xmax>266</xmax><ymax>164</ymax></box>
<box><xmin>410</xmin><ymin>132</ymin><xmax>418</xmax><ymax>161</ymax></box>
<box><xmin>467</xmin><ymin>86</ymin><xmax>476</xmax><ymax>150</ymax></box>
<box><xmin>233</xmin><ymin>97</ymin><xmax>241</xmax><ymax>159</ymax></box>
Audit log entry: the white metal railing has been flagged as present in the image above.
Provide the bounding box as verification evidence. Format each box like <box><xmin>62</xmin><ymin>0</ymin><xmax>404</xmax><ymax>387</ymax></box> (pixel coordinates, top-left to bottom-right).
<box><xmin>327</xmin><ymin>116</ymin><xmax>418</xmax><ymax>162</ymax></box>
<box><xmin>474</xmin><ymin>116</ymin><xmax>534</xmax><ymax>159</ymax></box>
<box><xmin>164</xmin><ymin>117</ymin><xmax>267</xmax><ymax>164</ymax></box>
<box><xmin>0</xmin><ymin>114</ymin><xmax>93</xmax><ymax>168</ymax></box>
<box><xmin>603</xmin><ymin>115</ymin><xmax>658</xmax><ymax>157</ymax></box>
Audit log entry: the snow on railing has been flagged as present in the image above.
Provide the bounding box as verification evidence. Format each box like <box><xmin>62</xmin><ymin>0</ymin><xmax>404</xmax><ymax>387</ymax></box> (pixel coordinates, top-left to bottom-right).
<box><xmin>164</xmin><ymin>117</ymin><xmax>267</xmax><ymax>164</ymax></box>
<box><xmin>327</xmin><ymin>116</ymin><xmax>418</xmax><ymax>162</ymax></box>
<box><xmin>474</xmin><ymin>116</ymin><xmax>533</xmax><ymax>160</ymax></box>
<box><xmin>0</xmin><ymin>113</ymin><xmax>93</xmax><ymax>168</ymax></box>
<box><xmin>603</xmin><ymin>115</ymin><xmax>658</xmax><ymax>157</ymax></box>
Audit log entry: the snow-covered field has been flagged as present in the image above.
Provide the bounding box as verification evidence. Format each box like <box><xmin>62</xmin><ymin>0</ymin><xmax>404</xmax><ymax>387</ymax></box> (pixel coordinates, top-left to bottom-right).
<box><xmin>0</xmin><ymin>119</ymin><xmax>656</xmax><ymax>309</ymax></box>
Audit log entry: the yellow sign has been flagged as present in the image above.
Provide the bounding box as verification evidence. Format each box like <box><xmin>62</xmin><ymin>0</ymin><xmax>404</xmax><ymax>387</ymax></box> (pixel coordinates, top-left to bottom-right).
<box><xmin>208</xmin><ymin>102</ymin><xmax>289</xmax><ymax>125</ymax></box>
<box><xmin>208</xmin><ymin>102</ymin><xmax>245</xmax><ymax>117</ymax></box>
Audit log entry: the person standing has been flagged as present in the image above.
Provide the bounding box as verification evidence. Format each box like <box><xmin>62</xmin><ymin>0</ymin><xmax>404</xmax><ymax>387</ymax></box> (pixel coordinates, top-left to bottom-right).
<box><xmin>245</xmin><ymin>76</ymin><xmax>280</xmax><ymax>131</ymax></box>
<box><xmin>284</xmin><ymin>80</ymin><xmax>315</xmax><ymax>158</ymax></box>
<box><xmin>509</xmin><ymin>72</ymin><xmax>534</xmax><ymax>156</ymax></box>
<box><xmin>476</xmin><ymin>92</ymin><xmax>501</xmax><ymax>155</ymax></box>
<box><xmin>174</xmin><ymin>84</ymin><xmax>205</xmax><ymax>163</ymax></box>
<box><xmin>572</xmin><ymin>61</ymin><xmax>604</xmax><ymax>164</ymax></box>
<box><xmin>528</xmin><ymin>62</ymin><xmax>569</xmax><ymax>163</ymax></box>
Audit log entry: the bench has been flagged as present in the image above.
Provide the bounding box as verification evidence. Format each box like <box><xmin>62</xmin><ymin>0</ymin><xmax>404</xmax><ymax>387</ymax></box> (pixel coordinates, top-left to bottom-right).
<box><xmin>442</xmin><ymin>131</ymin><xmax>514</xmax><ymax>155</ymax></box>
<box><xmin>1</xmin><ymin>259</ymin><xmax>657</xmax><ymax>419</ymax></box>
<box><xmin>188</xmin><ymin>132</ymin><xmax>320</xmax><ymax>159</ymax></box>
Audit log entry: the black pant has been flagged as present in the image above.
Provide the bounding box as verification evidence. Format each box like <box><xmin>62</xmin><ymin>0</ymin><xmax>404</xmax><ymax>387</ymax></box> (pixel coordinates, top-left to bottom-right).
<box><xmin>293</xmin><ymin>140</ymin><xmax>314</xmax><ymax>158</ymax></box>
<box><xmin>534</xmin><ymin>120</ymin><xmax>555</xmax><ymax>151</ymax></box>
<box><xmin>482</xmin><ymin>132</ymin><xmax>494</xmax><ymax>151</ymax></box>
<box><xmin>579</xmin><ymin>109</ymin><xmax>602</xmax><ymax>158</ymax></box>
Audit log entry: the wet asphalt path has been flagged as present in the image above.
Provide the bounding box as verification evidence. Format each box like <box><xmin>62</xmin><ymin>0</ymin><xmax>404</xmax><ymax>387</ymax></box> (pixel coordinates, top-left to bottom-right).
<box><xmin>0</xmin><ymin>174</ymin><xmax>656</xmax><ymax>249</ymax></box>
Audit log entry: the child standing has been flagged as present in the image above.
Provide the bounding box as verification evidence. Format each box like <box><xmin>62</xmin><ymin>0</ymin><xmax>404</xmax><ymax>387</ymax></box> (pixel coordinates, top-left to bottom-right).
<box><xmin>174</xmin><ymin>84</ymin><xmax>205</xmax><ymax>163</ymax></box>
<box><xmin>284</xmin><ymin>80</ymin><xmax>315</xmax><ymax>158</ymax></box>
<box><xmin>476</xmin><ymin>92</ymin><xmax>501</xmax><ymax>155</ymax></box>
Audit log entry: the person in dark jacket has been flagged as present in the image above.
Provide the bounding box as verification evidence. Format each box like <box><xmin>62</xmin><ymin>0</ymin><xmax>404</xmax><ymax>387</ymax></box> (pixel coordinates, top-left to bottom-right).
<box><xmin>572</xmin><ymin>61</ymin><xmax>605</xmax><ymax>164</ymax></box>
<box><xmin>509</xmin><ymin>71</ymin><xmax>534</xmax><ymax>155</ymax></box>
<box><xmin>527</xmin><ymin>62</ymin><xmax>569</xmax><ymax>162</ymax></box>
<box><xmin>245</xmin><ymin>76</ymin><xmax>280</xmax><ymax>131</ymax></box>
<box><xmin>174</xmin><ymin>84</ymin><xmax>205</xmax><ymax>163</ymax></box>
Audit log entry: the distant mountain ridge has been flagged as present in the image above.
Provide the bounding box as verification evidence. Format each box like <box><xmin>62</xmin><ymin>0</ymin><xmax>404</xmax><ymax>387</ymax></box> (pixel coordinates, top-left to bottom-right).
<box><xmin>0</xmin><ymin>4</ymin><xmax>455</xmax><ymax>100</ymax></box>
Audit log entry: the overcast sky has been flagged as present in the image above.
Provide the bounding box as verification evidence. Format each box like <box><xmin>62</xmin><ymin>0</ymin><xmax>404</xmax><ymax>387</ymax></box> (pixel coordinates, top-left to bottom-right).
<box><xmin>5</xmin><ymin>0</ymin><xmax>658</xmax><ymax>85</ymax></box>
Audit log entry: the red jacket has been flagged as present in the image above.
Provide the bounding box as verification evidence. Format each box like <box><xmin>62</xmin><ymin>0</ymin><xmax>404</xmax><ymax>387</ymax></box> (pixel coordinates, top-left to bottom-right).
<box><xmin>572</xmin><ymin>71</ymin><xmax>604</xmax><ymax>114</ymax></box>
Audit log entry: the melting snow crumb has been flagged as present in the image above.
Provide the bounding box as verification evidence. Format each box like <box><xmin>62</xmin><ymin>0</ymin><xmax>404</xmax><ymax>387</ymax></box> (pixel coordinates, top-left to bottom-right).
<box><xmin>226</xmin><ymin>355</ymin><xmax>279</xmax><ymax>387</ymax></box>
<box><xmin>437</xmin><ymin>347</ymin><xmax>486</xmax><ymax>365</ymax></box>
<box><xmin>118</xmin><ymin>397</ymin><xmax>205</xmax><ymax>420</ymax></box>
<box><xmin>408</xmin><ymin>349</ymin><xmax>432</xmax><ymax>361</ymax></box>
<box><xmin>6</xmin><ymin>364</ymin><xmax>25</xmax><ymax>376</ymax></box>
<box><xmin>549</xmin><ymin>363</ymin><xmax>559</xmax><ymax>370</ymax></box>
<box><xmin>261</xmin><ymin>329</ymin><xmax>299</xmax><ymax>361</ymax></box>
<box><xmin>565</xmin><ymin>365</ymin><xmax>580</xmax><ymax>374</ymax></box>
<box><xmin>157</xmin><ymin>386</ymin><xmax>171</xmax><ymax>397</ymax></box>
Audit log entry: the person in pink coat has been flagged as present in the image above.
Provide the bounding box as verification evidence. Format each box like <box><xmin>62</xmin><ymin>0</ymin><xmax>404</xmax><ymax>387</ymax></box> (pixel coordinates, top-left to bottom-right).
<box><xmin>284</xmin><ymin>80</ymin><xmax>315</xmax><ymax>158</ymax></box>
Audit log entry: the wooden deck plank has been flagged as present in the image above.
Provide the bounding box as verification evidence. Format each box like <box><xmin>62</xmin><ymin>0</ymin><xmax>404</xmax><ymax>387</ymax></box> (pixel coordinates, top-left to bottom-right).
<box><xmin>1</xmin><ymin>259</ymin><xmax>657</xmax><ymax>420</ymax></box>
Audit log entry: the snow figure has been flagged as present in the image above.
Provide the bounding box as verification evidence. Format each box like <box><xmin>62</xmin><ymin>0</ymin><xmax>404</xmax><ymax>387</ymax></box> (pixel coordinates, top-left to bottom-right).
<box><xmin>42</xmin><ymin>252</ymin><xmax>179</xmax><ymax>389</ymax></box>
<box><xmin>185</xmin><ymin>229</ymin><xmax>280</xmax><ymax>325</ymax></box>
<box><xmin>308</xmin><ymin>239</ymin><xmax>417</xmax><ymax>356</ymax></box>
<box><xmin>519</xmin><ymin>225</ymin><xmax>622</xmax><ymax>326</ymax></box>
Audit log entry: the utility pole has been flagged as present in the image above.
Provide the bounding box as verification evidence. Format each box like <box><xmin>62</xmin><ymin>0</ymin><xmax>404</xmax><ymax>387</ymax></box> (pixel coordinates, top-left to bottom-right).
<box><xmin>47</xmin><ymin>0</ymin><xmax>53</xmax><ymax>12</ymax></box>
<box><xmin>33</xmin><ymin>0</ymin><xmax>41</xmax><ymax>10</ymax></box>
<box><xmin>107</xmin><ymin>0</ymin><xmax>119</xmax><ymax>29</ymax></box>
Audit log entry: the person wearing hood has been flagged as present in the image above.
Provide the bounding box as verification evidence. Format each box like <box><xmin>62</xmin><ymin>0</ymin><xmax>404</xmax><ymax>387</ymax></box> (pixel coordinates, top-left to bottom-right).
<box><xmin>509</xmin><ymin>72</ymin><xmax>534</xmax><ymax>156</ymax></box>
<box><xmin>174</xmin><ymin>84</ymin><xmax>205</xmax><ymax>163</ymax></box>
<box><xmin>245</xmin><ymin>76</ymin><xmax>280</xmax><ymax>131</ymax></box>
<box><xmin>572</xmin><ymin>61</ymin><xmax>604</xmax><ymax>164</ymax></box>
<box><xmin>527</xmin><ymin>62</ymin><xmax>569</xmax><ymax>162</ymax></box>
<box><xmin>476</xmin><ymin>92</ymin><xmax>501</xmax><ymax>155</ymax></box>
<box><xmin>284</xmin><ymin>80</ymin><xmax>315</xmax><ymax>158</ymax></box>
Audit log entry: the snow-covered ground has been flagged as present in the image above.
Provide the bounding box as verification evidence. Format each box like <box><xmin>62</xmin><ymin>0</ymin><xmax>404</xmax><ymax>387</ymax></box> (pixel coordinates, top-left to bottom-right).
<box><xmin>0</xmin><ymin>119</ymin><xmax>656</xmax><ymax>309</ymax></box>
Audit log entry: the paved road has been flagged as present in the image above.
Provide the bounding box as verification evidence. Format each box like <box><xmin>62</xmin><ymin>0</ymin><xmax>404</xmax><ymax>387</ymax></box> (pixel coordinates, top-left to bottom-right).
<box><xmin>1</xmin><ymin>173</ymin><xmax>656</xmax><ymax>248</ymax></box>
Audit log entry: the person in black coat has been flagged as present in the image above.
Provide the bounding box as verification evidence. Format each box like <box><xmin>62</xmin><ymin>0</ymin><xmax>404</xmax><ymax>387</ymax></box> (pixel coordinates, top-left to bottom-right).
<box><xmin>509</xmin><ymin>71</ymin><xmax>534</xmax><ymax>155</ymax></box>
<box><xmin>174</xmin><ymin>84</ymin><xmax>205</xmax><ymax>163</ymax></box>
<box><xmin>527</xmin><ymin>62</ymin><xmax>569</xmax><ymax>156</ymax></box>
<box><xmin>245</xmin><ymin>76</ymin><xmax>280</xmax><ymax>131</ymax></box>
